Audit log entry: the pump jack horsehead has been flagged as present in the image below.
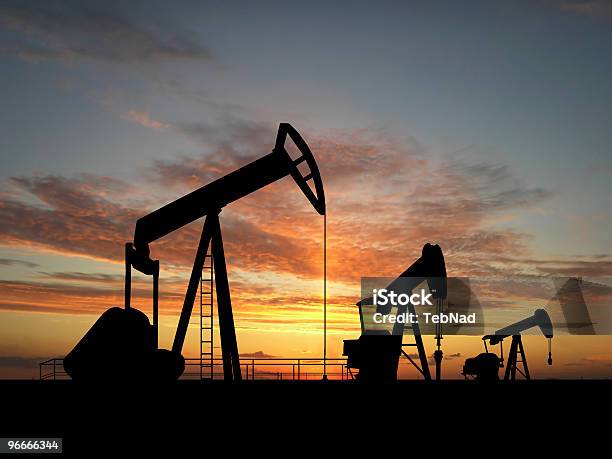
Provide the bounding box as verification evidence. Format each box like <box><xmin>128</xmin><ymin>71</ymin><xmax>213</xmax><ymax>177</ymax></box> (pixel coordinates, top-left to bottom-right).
<box><xmin>63</xmin><ymin>124</ymin><xmax>326</xmax><ymax>381</ymax></box>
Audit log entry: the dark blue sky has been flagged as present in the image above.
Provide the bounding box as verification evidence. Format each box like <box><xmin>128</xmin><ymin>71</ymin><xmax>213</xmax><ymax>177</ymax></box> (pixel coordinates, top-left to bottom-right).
<box><xmin>0</xmin><ymin>0</ymin><xmax>611</xmax><ymax>256</ymax></box>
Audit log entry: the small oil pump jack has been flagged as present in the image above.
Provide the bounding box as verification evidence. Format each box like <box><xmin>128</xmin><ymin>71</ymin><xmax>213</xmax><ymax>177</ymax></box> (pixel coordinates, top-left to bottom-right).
<box><xmin>462</xmin><ymin>309</ymin><xmax>553</xmax><ymax>381</ymax></box>
<box><xmin>64</xmin><ymin>123</ymin><xmax>326</xmax><ymax>381</ymax></box>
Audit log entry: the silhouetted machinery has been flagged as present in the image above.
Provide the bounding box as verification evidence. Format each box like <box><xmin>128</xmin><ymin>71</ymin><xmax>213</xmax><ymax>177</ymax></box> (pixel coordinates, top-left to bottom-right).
<box><xmin>343</xmin><ymin>243</ymin><xmax>447</xmax><ymax>381</ymax></box>
<box><xmin>64</xmin><ymin>123</ymin><xmax>325</xmax><ymax>381</ymax></box>
<box><xmin>462</xmin><ymin>309</ymin><xmax>553</xmax><ymax>381</ymax></box>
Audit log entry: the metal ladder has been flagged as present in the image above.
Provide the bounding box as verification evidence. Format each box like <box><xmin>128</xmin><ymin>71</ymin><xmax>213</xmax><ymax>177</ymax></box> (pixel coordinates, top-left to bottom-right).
<box><xmin>200</xmin><ymin>253</ymin><xmax>214</xmax><ymax>379</ymax></box>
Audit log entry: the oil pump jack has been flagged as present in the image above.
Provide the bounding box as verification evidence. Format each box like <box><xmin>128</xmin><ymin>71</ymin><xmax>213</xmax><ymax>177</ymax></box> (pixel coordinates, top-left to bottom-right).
<box><xmin>64</xmin><ymin>123</ymin><xmax>326</xmax><ymax>381</ymax></box>
<box><xmin>462</xmin><ymin>309</ymin><xmax>554</xmax><ymax>381</ymax></box>
<box><xmin>343</xmin><ymin>243</ymin><xmax>447</xmax><ymax>381</ymax></box>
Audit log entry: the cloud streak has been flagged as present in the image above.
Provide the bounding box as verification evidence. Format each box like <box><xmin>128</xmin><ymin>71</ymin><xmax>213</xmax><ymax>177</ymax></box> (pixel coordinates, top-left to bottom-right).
<box><xmin>546</xmin><ymin>0</ymin><xmax>612</xmax><ymax>19</ymax></box>
<box><xmin>0</xmin><ymin>355</ymin><xmax>51</xmax><ymax>369</ymax></box>
<box><xmin>122</xmin><ymin>110</ymin><xmax>170</xmax><ymax>131</ymax></box>
<box><xmin>0</xmin><ymin>0</ymin><xmax>211</xmax><ymax>62</ymax></box>
<box><xmin>0</xmin><ymin>258</ymin><xmax>38</xmax><ymax>269</ymax></box>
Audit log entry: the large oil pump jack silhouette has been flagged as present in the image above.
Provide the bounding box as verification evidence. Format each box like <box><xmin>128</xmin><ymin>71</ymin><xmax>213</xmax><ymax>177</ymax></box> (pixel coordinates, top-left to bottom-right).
<box><xmin>64</xmin><ymin>123</ymin><xmax>325</xmax><ymax>381</ymax></box>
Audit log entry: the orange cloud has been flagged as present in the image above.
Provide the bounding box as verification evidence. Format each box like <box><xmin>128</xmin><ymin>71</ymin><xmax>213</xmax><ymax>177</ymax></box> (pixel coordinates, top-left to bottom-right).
<box><xmin>4</xmin><ymin>121</ymin><xmax>604</xmax><ymax>333</ymax></box>
<box><xmin>122</xmin><ymin>110</ymin><xmax>170</xmax><ymax>131</ymax></box>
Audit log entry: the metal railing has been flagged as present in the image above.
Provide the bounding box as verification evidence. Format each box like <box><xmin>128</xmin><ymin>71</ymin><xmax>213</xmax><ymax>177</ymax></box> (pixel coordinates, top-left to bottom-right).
<box><xmin>39</xmin><ymin>359</ymin><xmax>67</xmax><ymax>380</ymax></box>
<box><xmin>186</xmin><ymin>357</ymin><xmax>350</xmax><ymax>380</ymax></box>
<box><xmin>40</xmin><ymin>357</ymin><xmax>351</xmax><ymax>381</ymax></box>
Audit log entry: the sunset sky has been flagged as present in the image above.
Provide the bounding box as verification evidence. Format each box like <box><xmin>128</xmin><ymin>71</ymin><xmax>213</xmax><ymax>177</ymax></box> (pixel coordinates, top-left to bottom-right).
<box><xmin>1</xmin><ymin>0</ymin><xmax>612</xmax><ymax>379</ymax></box>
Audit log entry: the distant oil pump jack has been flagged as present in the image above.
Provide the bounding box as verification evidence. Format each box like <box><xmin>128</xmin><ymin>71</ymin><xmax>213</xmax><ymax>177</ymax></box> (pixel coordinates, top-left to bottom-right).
<box><xmin>343</xmin><ymin>243</ymin><xmax>447</xmax><ymax>381</ymax></box>
<box><xmin>64</xmin><ymin>123</ymin><xmax>326</xmax><ymax>381</ymax></box>
<box><xmin>462</xmin><ymin>309</ymin><xmax>554</xmax><ymax>381</ymax></box>
<box><xmin>343</xmin><ymin>245</ymin><xmax>555</xmax><ymax>382</ymax></box>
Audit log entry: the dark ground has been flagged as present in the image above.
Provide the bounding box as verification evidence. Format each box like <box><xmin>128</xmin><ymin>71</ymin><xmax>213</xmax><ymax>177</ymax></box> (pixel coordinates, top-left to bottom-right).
<box><xmin>0</xmin><ymin>380</ymin><xmax>609</xmax><ymax>455</ymax></box>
